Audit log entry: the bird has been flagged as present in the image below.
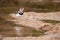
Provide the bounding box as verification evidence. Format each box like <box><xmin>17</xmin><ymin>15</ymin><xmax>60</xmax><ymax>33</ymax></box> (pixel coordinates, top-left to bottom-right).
<box><xmin>16</xmin><ymin>8</ymin><xmax>24</xmax><ymax>16</ymax></box>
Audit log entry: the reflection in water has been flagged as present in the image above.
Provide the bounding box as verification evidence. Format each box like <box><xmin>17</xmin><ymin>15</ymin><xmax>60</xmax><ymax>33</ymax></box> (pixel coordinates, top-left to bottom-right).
<box><xmin>14</xmin><ymin>26</ymin><xmax>23</xmax><ymax>36</ymax></box>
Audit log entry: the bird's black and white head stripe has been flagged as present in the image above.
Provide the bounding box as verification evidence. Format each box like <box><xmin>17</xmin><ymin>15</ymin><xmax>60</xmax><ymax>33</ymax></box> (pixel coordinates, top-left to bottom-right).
<box><xmin>18</xmin><ymin>8</ymin><xmax>24</xmax><ymax>15</ymax></box>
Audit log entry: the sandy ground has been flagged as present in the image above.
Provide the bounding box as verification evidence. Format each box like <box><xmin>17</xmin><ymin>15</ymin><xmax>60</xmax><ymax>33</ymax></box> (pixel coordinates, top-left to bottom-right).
<box><xmin>9</xmin><ymin>12</ymin><xmax>60</xmax><ymax>29</ymax></box>
<box><xmin>3</xmin><ymin>34</ymin><xmax>60</xmax><ymax>40</ymax></box>
<box><xmin>9</xmin><ymin>12</ymin><xmax>60</xmax><ymax>34</ymax></box>
<box><xmin>2</xmin><ymin>12</ymin><xmax>60</xmax><ymax>40</ymax></box>
<box><xmin>10</xmin><ymin>12</ymin><xmax>60</xmax><ymax>21</ymax></box>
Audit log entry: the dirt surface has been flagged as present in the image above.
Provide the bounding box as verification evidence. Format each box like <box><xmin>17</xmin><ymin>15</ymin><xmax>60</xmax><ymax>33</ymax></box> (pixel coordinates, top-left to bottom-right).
<box><xmin>3</xmin><ymin>34</ymin><xmax>60</xmax><ymax>40</ymax></box>
<box><xmin>9</xmin><ymin>12</ymin><xmax>60</xmax><ymax>29</ymax></box>
<box><xmin>1</xmin><ymin>12</ymin><xmax>60</xmax><ymax>40</ymax></box>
